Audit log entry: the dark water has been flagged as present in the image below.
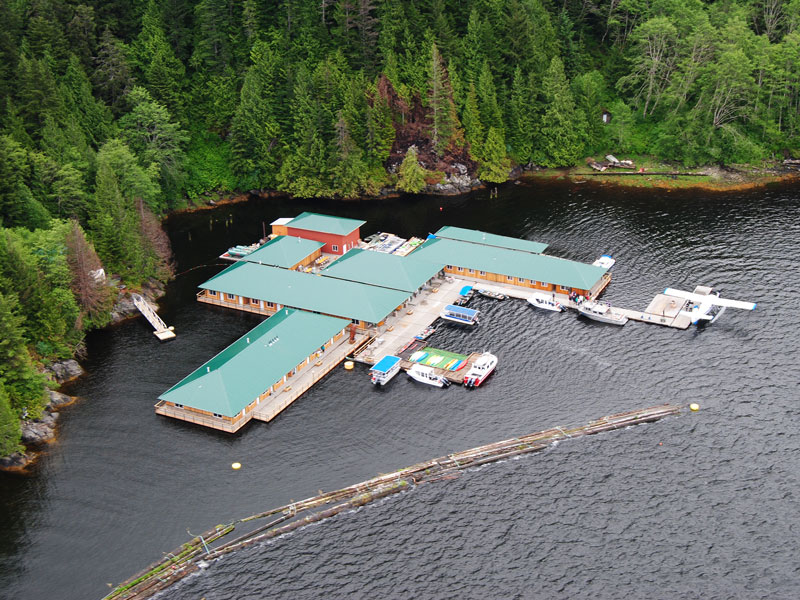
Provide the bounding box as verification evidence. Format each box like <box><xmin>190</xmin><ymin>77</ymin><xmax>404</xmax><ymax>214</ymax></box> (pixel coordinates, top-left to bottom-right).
<box><xmin>2</xmin><ymin>181</ymin><xmax>799</xmax><ymax>600</ymax></box>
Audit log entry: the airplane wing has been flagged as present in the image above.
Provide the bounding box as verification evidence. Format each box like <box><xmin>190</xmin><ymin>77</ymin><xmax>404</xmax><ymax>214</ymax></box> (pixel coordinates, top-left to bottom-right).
<box><xmin>664</xmin><ymin>288</ymin><xmax>756</xmax><ymax>311</ymax></box>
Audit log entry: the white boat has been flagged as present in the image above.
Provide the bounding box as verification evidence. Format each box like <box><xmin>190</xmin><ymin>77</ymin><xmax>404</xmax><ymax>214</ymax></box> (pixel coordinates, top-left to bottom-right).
<box><xmin>578</xmin><ymin>300</ymin><xmax>628</xmax><ymax>326</ymax></box>
<box><xmin>370</xmin><ymin>355</ymin><xmax>402</xmax><ymax>386</ymax></box>
<box><xmin>441</xmin><ymin>304</ymin><xmax>480</xmax><ymax>325</ymax></box>
<box><xmin>527</xmin><ymin>292</ymin><xmax>565</xmax><ymax>312</ymax></box>
<box><xmin>407</xmin><ymin>364</ymin><xmax>451</xmax><ymax>387</ymax></box>
<box><xmin>592</xmin><ymin>254</ymin><xmax>616</xmax><ymax>269</ymax></box>
<box><xmin>463</xmin><ymin>352</ymin><xmax>498</xmax><ymax>388</ymax></box>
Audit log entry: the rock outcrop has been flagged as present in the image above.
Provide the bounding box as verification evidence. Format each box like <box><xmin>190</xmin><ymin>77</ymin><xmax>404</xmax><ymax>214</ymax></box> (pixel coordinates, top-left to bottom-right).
<box><xmin>45</xmin><ymin>360</ymin><xmax>84</xmax><ymax>384</ymax></box>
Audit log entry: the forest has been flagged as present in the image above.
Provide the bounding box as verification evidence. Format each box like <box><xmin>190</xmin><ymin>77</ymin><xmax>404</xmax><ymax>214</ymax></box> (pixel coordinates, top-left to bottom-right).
<box><xmin>2</xmin><ymin>0</ymin><xmax>800</xmax><ymax>455</ymax></box>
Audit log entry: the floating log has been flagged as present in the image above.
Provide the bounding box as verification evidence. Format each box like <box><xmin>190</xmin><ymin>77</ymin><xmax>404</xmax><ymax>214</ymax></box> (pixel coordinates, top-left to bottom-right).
<box><xmin>104</xmin><ymin>403</ymin><xmax>683</xmax><ymax>600</ymax></box>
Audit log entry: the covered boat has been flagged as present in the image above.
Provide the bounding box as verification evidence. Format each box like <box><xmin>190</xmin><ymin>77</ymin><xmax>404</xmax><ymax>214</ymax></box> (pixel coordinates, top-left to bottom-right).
<box><xmin>475</xmin><ymin>288</ymin><xmax>506</xmax><ymax>301</ymax></box>
<box><xmin>370</xmin><ymin>355</ymin><xmax>402</xmax><ymax>386</ymax></box>
<box><xmin>441</xmin><ymin>304</ymin><xmax>480</xmax><ymax>325</ymax></box>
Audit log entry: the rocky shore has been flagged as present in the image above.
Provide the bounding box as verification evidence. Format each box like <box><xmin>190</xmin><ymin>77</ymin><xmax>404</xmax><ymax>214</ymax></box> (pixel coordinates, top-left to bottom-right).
<box><xmin>0</xmin><ymin>362</ymin><xmax>83</xmax><ymax>473</ymax></box>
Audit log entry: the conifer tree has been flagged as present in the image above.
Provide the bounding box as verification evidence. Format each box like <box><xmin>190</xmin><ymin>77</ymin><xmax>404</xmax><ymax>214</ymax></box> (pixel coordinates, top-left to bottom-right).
<box><xmin>429</xmin><ymin>42</ymin><xmax>463</xmax><ymax>156</ymax></box>
<box><xmin>508</xmin><ymin>67</ymin><xmax>534</xmax><ymax>164</ymax></box>
<box><xmin>462</xmin><ymin>82</ymin><xmax>484</xmax><ymax>161</ymax></box>
<box><xmin>479</xmin><ymin>126</ymin><xmax>511</xmax><ymax>183</ymax></box>
<box><xmin>397</xmin><ymin>146</ymin><xmax>427</xmax><ymax>193</ymax></box>
<box><xmin>537</xmin><ymin>56</ymin><xmax>584</xmax><ymax>167</ymax></box>
<box><xmin>0</xmin><ymin>380</ymin><xmax>22</xmax><ymax>457</ymax></box>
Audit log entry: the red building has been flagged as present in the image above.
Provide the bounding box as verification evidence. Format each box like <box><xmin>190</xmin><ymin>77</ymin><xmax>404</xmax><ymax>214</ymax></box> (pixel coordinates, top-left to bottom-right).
<box><xmin>283</xmin><ymin>212</ymin><xmax>365</xmax><ymax>255</ymax></box>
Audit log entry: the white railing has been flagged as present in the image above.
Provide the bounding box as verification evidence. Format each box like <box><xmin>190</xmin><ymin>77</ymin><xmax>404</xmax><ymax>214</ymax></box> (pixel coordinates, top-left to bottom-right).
<box><xmin>132</xmin><ymin>293</ymin><xmax>170</xmax><ymax>333</ymax></box>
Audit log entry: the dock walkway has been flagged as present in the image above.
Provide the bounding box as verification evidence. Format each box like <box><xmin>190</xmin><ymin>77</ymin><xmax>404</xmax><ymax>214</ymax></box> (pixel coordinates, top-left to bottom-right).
<box><xmin>252</xmin><ymin>331</ymin><xmax>368</xmax><ymax>423</ymax></box>
<box><xmin>132</xmin><ymin>294</ymin><xmax>175</xmax><ymax>340</ymax></box>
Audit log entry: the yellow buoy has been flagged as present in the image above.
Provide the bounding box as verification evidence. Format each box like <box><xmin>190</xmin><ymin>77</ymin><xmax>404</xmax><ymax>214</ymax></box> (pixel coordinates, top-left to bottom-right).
<box><xmin>231</xmin><ymin>462</ymin><xmax>241</xmax><ymax>470</ymax></box>
<box><xmin>689</xmin><ymin>403</ymin><xmax>700</xmax><ymax>412</ymax></box>
<box><xmin>344</xmin><ymin>361</ymin><xmax>354</xmax><ymax>370</ymax></box>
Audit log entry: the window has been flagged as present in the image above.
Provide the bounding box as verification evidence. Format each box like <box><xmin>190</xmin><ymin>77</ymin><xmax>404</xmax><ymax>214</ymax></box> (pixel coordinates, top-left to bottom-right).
<box><xmin>213</xmin><ymin>413</ymin><xmax>223</xmax><ymax>418</ymax></box>
<box><xmin>560</xmin><ymin>285</ymin><xmax>570</xmax><ymax>292</ymax></box>
<box><xmin>250</xmin><ymin>298</ymin><xmax>259</xmax><ymax>305</ymax></box>
<box><xmin>332</xmin><ymin>244</ymin><xmax>339</xmax><ymax>252</ymax></box>
<box><xmin>507</xmin><ymin>275</ymin><xmax>513</xmax><ymax>281</ymax></box>
<box><xmin>532</xmin><ymin>281</ymin><xmax>538</xmax><ymax>286</ymax></box>
<box><xmin>225</xmin><ymin>293</ymin><xmax>235</xmax><ymax>300</ymax></box>
<box><xmin>174</xmin><ymin>403</ymin><xmax>183</xmax><ymax>408</ymax></box>
<box><xmin>207</xmin><ymin>290</ymin><xmax>217</xmax><ymax>296</ymax></box>
<box><xmin>457</xmin><ymin>266</ymin><xmax>464</xmax><ymax>272</ymax></box>
<box><xmin>467</xmin><ymin>269</ymin><xmax>474</xmax><ymax>273</ymax></box>
<box><xmin>351</xmin><ymin>318</ymin><xmax>360</xmax><ymax>325</ymax></box>
<box><xmin>479</xmin><ymin>271</ymin><xmax>486</xmax><ymax>276</ymax></box>
<box><xmin>446</xmin><ymin>265</ymin><xmax>453</xmax><ymax>269</ymax></box>
<box><xmin>266</xmin><ymin>301</ymin><xmax>275</xmax><ymax>308</ymax></box>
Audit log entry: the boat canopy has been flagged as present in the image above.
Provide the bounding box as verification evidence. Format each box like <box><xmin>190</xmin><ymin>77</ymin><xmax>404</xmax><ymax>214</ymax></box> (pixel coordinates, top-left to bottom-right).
<box><xmin>370</xmin><ymin>355</ymin><xmax>402</xmax><ymax>373</ymax></box>
<box><xmin>459</xmin><ymin>285</ymin><xmax>473</xmax><ymax>295</ymax></box>
<box><xmin>444</xmin><ymin>305</ymin><xmax>479</xmax><ymax>318</ymax></box>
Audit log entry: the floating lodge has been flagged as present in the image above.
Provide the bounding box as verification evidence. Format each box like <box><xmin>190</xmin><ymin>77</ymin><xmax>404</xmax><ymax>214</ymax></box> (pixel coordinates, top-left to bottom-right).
<box><xmin>157</xmin><ymin>212</ymin><xmax>613</xmax><ymax>432</ymax></box>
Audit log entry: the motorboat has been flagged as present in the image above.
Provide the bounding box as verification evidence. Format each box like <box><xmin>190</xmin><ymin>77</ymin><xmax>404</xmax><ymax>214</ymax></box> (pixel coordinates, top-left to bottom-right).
<box><xmin>414</xmin><ymin>326</ymin><xmax>436</xmax><ymax>341</ymax></box>
<box><xmin>407</xmin><ymin>364</ymin><xmax>451</xmax><ymax>387</ymax></box>
<box><xmin>527</xmin><ymin>292</ymin><xmax>565</xmax><ymax>312</ymax></box>
<box><xmin>370</xmin><ymin>355</ymin><xmax>402</xmax><ymax>386</ymax></box>
<box><xmin>441</xmin><ymin>304</ymin><xmax>480</xmax><ymax>325</ymax></box>
<box><xmin>454</xmin><ymin>285</ymin><xmax>475</xmax><ymax>306</ymax></box>
<box><xmin>578</xmin><ymin>300</ymin><xmax>628</xmax><ymax>325</ymax></box>
<box><xmin>463</xmin><ymin>352</ymin><xmax>497</xmax><ymax>388</ymax></box>
<box><xmin>592</xmin><ymin>254</ymin><xmax>616</xmax><ymax>269</ymax></box>
<box><xmin>475</xmin><ymin>288</ymin><xmax>506</xmax><ymax>301</ymax></box>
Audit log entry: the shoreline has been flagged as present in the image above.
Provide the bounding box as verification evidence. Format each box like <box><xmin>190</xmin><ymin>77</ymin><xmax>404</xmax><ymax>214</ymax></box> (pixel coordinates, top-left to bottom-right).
<box><xmin>170</xmin><ymin>163</ymin><xmax>800</xmax><ymax>219</ymax></box>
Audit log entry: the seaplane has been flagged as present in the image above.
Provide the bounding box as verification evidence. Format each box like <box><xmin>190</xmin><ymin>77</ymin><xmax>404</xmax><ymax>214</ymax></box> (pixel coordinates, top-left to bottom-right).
<box><xmin>663</xmin><ymin>286</ymin><xmax>757</xmax><ymax>325</ymax></box>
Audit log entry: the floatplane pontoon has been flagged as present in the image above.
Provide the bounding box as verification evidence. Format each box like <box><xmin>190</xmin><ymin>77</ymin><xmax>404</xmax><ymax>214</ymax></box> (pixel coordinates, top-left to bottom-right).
<box><xmin>664</xmin><ymin>286</ymin><xmax>756</xmax><ymax>325</ymax></box>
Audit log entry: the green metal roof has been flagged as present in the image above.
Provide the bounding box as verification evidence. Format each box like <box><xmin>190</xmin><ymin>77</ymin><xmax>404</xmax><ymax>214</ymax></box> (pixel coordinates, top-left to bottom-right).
<box><xmin>200</xmin><ymin>261</ymin><xmax>410</xmax><ymax>323</ymax></box>
<box><xmin>158</xmin><ymin>309</ymin><xmax>349</xmax><ymax>417</ymax></box>
<box><xmin>288</xmin><ymin>212</ymin><xmax>366</xmax><ymax>236</ymax></box>
<box><xmin>434</xmin><ymin>226</ymin><xmax>548</xmax><ymax>254</ymax></box>
<box><xmin>321</xmin><ymin>248</ymin><xmax>442</xmax><ymax>292</ymax></box>
<box><xmin>244</xmin><ymin>236</ymin><xmax>324</xmax><ymax>268</ymax></box>
<box><xmin>411</xmin><ymin>238</ymin><xmax>608</xmax><ymax>290</ymax></box>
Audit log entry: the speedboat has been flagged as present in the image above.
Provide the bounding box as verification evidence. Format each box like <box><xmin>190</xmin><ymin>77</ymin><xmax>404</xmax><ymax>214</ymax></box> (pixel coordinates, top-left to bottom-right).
<box><xmin>527</xmin><ymin>292</ymin><xmax>564</xmax><ymax>312</ymax></box>
<box><xmin>578</xmin><ymin>300</ymin><xmax>628</xmax><ymax>325</ymax></box>
<box><xmin>441</xmin><ymin>304</ymin><xmax>479</xmax><ymax>325</ymax></box>
<box><xmin>407</xmin><ymin>364</ymin><xmax>450</xmax><ymax>387</ymax></box>
<box><xmin>463</xmin><ymin>352</ymin><xmax>497</xmax><ymax>388</ymax></box>
<box><xmin>592</xmin><ymin>254</ymin><xmax>616</xmax><ymax>269</ymax></box>
<box><xmin>475</xmin><ymin>288</ymin><xmax>506</xmax><ymax>301</ymax></box>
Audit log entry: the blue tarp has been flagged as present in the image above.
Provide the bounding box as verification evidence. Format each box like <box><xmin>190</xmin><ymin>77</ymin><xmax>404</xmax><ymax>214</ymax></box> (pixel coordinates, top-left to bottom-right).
<box><xmin>459</xmin><ymin>285</ymin><xmax>474</xmax><ymax>295</ymax></box>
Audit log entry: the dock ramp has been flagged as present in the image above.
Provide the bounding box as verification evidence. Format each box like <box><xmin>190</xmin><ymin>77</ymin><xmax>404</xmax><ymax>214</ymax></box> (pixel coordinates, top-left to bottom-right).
<box><xmin>132</xmin><ymin>294</ymin><xmax>175</xmax><ymax>341</ymax></box>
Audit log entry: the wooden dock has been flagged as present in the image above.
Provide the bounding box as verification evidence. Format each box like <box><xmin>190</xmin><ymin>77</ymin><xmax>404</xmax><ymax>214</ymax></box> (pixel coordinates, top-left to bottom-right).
<box><xmin>604</xmin><ymin>293</ymin><xmax>692</xmax><ymax>329</ymax></box>
<box><xmin>132</xmin><ymin>294</ymin><xmax>175</xmax><ymax>340</ymax></box>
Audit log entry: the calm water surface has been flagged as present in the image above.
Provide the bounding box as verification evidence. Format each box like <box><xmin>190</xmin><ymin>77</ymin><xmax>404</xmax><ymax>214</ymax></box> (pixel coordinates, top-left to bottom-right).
<box><xmin>2</xmin><ymin>181</ymin><xmax>800</xmax><ymax>599</ymax></box>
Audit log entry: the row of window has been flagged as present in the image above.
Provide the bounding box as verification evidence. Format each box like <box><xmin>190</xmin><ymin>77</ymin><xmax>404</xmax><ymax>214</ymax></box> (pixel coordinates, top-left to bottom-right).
<box><xmin>445</xmin><ymin>265</ymin><xmax>575</xmax><ymax>292</ymax></box>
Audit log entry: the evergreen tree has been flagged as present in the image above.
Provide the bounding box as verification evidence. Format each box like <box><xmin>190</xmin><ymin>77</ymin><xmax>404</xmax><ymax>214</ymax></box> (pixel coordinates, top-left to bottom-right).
<box><xmin>397</xmin><ymin>146</ymin><xmax>427</xmax><ymax>193</ymax></box>
<box><xmin>479</xmin><ymin>126</ymin><xmax>511</xmax><ymax>183</ymax></box>
<box><xmin>93</xmin><ymin>27</ymin><xmax>133</xmax><ymax>117</ymax></box>
<box><xmin>508</xmin><ymin>67</ymin><xmax>534</xmax><ymax>163</ymax></box>
<box><xmin>119</xmin><ymin>87</ymin><xmax>188</xmax><ymax>210</ymax></box>
<box><xmin>462</xmin><ymin>82</ymin><xmax>484</xmax><ymax>161</ymax></box>
<box><xmin>429</xmin><ymin>42</ymin><xmax>463</xmax><ymax>156</ymax></box>
<box><xmin>0</xmin><ymin>290</ymin><xmax>46</xmax><ymax>418</ymax></box>
<box><xmin>0</xmin><ymin>380</ymin><xmax>22</xmax><ymax>457</ymax></box>
<box><xmin>537</xmin><ymin>56</ymin><xmax>585</xmax><ymax>167</ymax></box>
